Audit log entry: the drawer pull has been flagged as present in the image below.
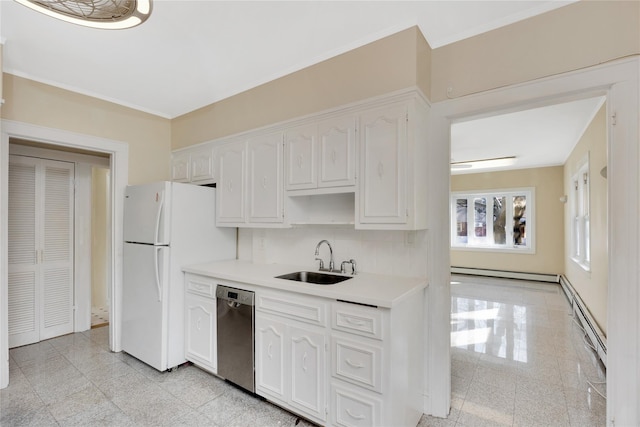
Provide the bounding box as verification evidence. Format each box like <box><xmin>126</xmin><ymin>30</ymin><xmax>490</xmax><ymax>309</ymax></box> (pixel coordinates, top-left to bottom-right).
<box><xmin>344</xmin><ymin>316</ymin><xmax>366</xmax><ymax>326</ymax></box>
<box><xmin>346</xmin><ymin>409</ymin><xmax>365</xmax><ymax>420</ymax></box>
<box><xmin>345</xmin><ymin>358</ymin><xmax>364</xmax><ymax>369</ymax></box>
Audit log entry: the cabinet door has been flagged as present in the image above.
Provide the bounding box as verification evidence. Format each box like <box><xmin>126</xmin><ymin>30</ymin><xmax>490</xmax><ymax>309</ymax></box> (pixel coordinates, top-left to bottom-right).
<box><xmin>318</xmin><ymin>116</ymin><xmax>356</xmax><ymax>188</ymax></box>
<box><xmin>256</xmin><ymin>315</ymin><xmax>287</xmax><ymax>400</ymax></box>
<box><xmin>290</xmin><ymin>326</ymin><xmax>326</xmax><ymax>421</ymax></box>
<box><xmin>217</xmin><ymin>141</ymin><xmax>246</xmax><ymax>224</ymax></box>
<box><xmin>359</xmin><ymin>104</ymin><xmax>407</xmax><ymax>224</ymax></box>
<box><xmin>191</xmin><ymin>147</ymin><xmax>215</xmax><ymax>183</ymax></box>
<box><xmin>171</xmin><ymin>152</ymin><xmax>190</xmax><ymax>183</ymax></box>
<box><xmin>185</xmin><ymin>293</ymin><xmax>216</xmax><ymax>371</ymax></box>
<box><xmin>285</xmin><ymin>124</ymin><xmax>316</xmax><ymax>191</ymax></box>
<box><xmin>248</xmin><ymin>132</ymin><xmax>283</xmax><ymax>223</ymax></box>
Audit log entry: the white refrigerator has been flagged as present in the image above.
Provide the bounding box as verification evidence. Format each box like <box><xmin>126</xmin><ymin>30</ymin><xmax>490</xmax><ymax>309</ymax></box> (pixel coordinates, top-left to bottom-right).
<box><xmin>122</xmin><ymin>181</ymin><xmax>236</xmax><ymax>372</ymax></box>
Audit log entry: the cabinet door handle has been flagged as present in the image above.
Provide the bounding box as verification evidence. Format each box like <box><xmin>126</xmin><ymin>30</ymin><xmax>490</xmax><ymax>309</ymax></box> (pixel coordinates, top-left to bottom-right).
<box><xmin>268</xmin><ymin>343</ymin><xmax>273</xmax><ymax>359</ymax></box>
<box><xmin>262</xmin><ymin>176</ymin><xmax>267</xmax><ymax>189</ymax></box>
<box><xmin>302</xmin><ymin>352</ymin><xmax>308</xmax><ymax>372</ymax></box>
<box><xmin>297</xmin><ymin>154</ymin><xmax>304</xmax><ymax>168</ymax></box>
<box><xmin>227</xmin><ymin>179</ymin><xmax>233</xmax><ymax>192</ymax></box>
<box><xmin>345</xmin><ymin>358</ymin><xmax>364</xmax><ymax>369</ymax></box>
<box><xmin>331</xmin><ymin>150</ymin><xmax>337</xmax><ymax>164</ymax></box>
<box><xmin>377</xmin><ymin>162</ymin><xmax>384</xmax><ymax>178</ymax></box>
<box><xmin>346</xmin><ymin>409</ymin><xmax>365</xmax><ymax>420</ymax></box>
<box><xmin>196</xmin><ymin>317</ymin><xmax>202</xmax><ymax>331</ymax></box>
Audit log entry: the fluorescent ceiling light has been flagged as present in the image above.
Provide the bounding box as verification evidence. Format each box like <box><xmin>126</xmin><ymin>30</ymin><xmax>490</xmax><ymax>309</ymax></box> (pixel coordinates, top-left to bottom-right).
<box><xmin>14</xmin><ymin>0</ymin><xmax>152</xmax><ymax>30</ymax></box>
<box><xmin>451</xmin><ymin>156</ymin><xmax>517</xmax><ymax>171</ymax></box>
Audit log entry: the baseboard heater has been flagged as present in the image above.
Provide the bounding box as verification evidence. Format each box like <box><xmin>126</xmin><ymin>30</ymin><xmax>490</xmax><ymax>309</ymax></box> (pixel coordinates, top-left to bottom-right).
<box><xmin>559</xmin><ymin>275</ymin><xmax>607</xmax><ymax>367</ymax></box>
<box><xmin>450</xmin><ymin>266</ymin><xmax>607</xmax><ymax>367</ymax></box>
<box><xmin>451</xmin><ymin>266</ymin><xmax>559</xmax><ymax>283</ymax></box>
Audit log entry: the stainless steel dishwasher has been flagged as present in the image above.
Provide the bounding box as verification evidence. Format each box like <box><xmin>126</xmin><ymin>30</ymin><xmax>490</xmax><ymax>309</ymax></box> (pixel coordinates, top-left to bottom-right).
<box><xmin>216</xmin><ymin>285</ymin><xmax>255</xmax><ymax>393</ymax></box>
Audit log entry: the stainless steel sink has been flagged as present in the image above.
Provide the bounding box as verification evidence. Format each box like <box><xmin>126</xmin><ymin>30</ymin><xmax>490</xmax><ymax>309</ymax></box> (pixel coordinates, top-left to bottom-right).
<box><xmin>275</xmin><ymin>271</ymin><xmax>352</xmax><ymax>285</ymax></box>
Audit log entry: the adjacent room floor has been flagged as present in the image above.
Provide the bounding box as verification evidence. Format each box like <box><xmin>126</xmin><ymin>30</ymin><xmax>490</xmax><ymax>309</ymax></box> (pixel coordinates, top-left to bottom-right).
<box><xmin>1</xmin><ymin>275</ymin><xmax>606</xmax><ymax>426</ymax></box>
<box><xmin>420</xmin><ymin>275</ymin><xmax>607</xmax><ymax>427</ymax></box>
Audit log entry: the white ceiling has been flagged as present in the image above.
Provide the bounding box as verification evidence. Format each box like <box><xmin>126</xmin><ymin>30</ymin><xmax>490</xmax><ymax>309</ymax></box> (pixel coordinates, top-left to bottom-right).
<box><xmin>451</xmin><ymin>96</ymin><xmax>606</xmax><ymax>175</ymax></box>
<box><xmin>1</xmin><ymin>0</ymin><xmax>576</xmax><ymax>119</ymax></box>
<box><xmin>2</xmin><ymin>0</ymin><xmax>595</xmax><ymax>174</ymax></box>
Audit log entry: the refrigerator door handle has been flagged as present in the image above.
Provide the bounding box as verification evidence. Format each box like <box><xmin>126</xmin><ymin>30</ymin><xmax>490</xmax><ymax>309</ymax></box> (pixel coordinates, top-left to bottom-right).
<box><xmin>154</xmin><ymin>190</ymin><xmax>165</xmax><ymax>245</ymax></box>
<box><xmin>154</xmin><ymin>246</ymin><xmax>162</xmax><ymax>302</ymax></box>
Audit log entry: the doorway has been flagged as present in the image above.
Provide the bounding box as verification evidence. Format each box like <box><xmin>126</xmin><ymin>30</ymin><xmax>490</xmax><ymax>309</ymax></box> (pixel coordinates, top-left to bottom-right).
<box><xmin>1</xmin><ymin>120</ymin><xmax>129</xmax><ymax>390</ymax></box>
<box><xmin>91</xmin><ymin>166</ymin><xmax>111</xmax><ymax>329</ymax></box>
<box><xmin>426</xmin><ymin>57</ymin><xmax>639</xmax><ymax>422</ymax></box>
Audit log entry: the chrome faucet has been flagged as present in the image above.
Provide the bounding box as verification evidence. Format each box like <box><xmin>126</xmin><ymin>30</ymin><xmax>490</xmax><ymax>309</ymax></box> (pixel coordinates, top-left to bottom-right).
<box><xmin>314</xmin><ymin>240</ymin><xmax>335</xmax><ymax>272</ymax></box>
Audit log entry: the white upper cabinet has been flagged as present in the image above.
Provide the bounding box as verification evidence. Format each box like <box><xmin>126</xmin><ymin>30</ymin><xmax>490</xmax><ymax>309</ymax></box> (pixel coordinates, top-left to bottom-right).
<box><xmin>190</xmin><ymin>146</ymin><xmax>216</xmax><ymax>183</ymax></box>
<box><xmin>216</xmin><ymin>141</ymin><xmax>246</xmax><ymax>224</ymax></box>
<box><xmin>177</xmin><ymin>89</ymin><xmax>429</xmax><ymax>230</ymax></box>
<box><xmin>285</xmin><ymin>124</ymin><xmax>317</xmax><ymax>191</ymax></box>
<box><xmin>356</xmin><ymin>96</ymin><xmax>428</xmax><ymax>230</ymax></box>
<box><xmin>216</xmin><ymin>133</ymin><xmax>285</xmax><ymax>227</ymax></box>
<box><xmin>171</xmin><ymin>151</ymin><xmax>191</xmax><ymax>183</ymax></box>
<box><xmin>248</xmin><ymin>132</ymin><xmax>284</xmax><ymax>223</ymax></box>
<box><xmin>285</xmin><ymin>116</ymin><xmax>356</xmax><ymax>195</ymax></box>
<box><xmin>318</xmin><ymin>116</ymin><xmax>357</xmax><ymax>189</ymax></box>
<box><xmin>171</xmin><ymin>145</ymin><xmax>216</xmax><ymax>185</ymax></box>
<box><xmin>358</xmin><ymin>103</ymin><xmax>407</xmax><ymax>226</ymax></box>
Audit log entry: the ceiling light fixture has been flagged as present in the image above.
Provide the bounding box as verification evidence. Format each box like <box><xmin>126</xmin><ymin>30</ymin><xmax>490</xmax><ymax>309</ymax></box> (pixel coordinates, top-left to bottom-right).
<box><xmin>14</xmin><ymin>0</ymin><xmax>152</xmax><ymax>30</ymax></box>
<box><xmin>450</xmin><ymin>156</ymin><xmax>517</xmax><ymax>170</ymax></box>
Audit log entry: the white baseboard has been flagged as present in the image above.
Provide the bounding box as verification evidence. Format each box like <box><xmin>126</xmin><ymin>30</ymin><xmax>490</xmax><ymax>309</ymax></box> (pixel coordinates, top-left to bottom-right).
<box><xmin>559</xmin><ymin>275</ymin><xmax>607</xmax><ymax>367</ymax></box>
<box><xmin>451</xmin><ymin>267</ymin><xmax>559</xmax><ymax>283</ymax></box>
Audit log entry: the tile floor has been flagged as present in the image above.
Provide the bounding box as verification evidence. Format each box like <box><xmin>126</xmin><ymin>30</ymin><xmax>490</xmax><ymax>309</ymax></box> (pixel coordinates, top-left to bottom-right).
<box><xmin>1</xmin><ymin>275</ymin><xmax>606</xmax><ymax>426</ymax></box>
<box><xmin>90</xmin><ymin>307</ymin><xmax>109</xmax><ymax>328</ymax></box>
<box><xmin>420</xmin><ymin>275</ymin><xmax>606</xmax><ymax>427</ymax></box>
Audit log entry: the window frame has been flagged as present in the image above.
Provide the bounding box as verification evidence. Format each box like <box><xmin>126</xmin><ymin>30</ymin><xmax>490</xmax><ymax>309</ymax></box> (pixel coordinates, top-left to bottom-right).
<box><xmin>451</xmin><ymin>187</ymin><xmax>535</xmax><ymax>254</ymax></box>
<box><xmin>571</xmin><ymin>154</ymin><xmax>591</xmax><ymax>271</ymax></box>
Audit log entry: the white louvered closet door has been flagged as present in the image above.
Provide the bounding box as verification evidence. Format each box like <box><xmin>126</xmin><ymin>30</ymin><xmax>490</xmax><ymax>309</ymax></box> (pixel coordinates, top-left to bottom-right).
<box><xmin>8</xmin><ymin>155</ymin><xmax>75</xmax><ymax>348</ymax></box>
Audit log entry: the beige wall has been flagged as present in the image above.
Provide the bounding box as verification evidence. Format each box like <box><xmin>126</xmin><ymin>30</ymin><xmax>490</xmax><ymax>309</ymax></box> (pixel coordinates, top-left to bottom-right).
<box><xmin>1</xmin><ymin>74</ymin><xmax>171</xmax><ymax>185</ymax></box>
<box><xmin>172</xmin><ymin>26</ymin><xmax>431</xmax><ymax>149</ymax></box>
<box><xmin>431</xmin><ymin>1</ymin><xmax>640</xmax><ymax>102</ymax></box>
<box><xmin>564</xmin><ymin>105</ymin><xmax>608</xmax><ymax>333</ymax></box>
<box><xmin>451</xmin><ymin>166</ymin><xmax>565</xmax><ymax>275</ymax></box>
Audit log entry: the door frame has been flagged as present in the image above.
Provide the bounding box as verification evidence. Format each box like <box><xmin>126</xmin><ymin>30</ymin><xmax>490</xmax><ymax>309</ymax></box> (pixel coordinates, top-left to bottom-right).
<box><xmin>1</xmin><ymin>120</ymin><xmax>128</xmax><ymax>388</ymax></box>
<box><xmin>427</xmin><ymin>57</ymin><xmax>639</xmax><ymax>424</ymax></box>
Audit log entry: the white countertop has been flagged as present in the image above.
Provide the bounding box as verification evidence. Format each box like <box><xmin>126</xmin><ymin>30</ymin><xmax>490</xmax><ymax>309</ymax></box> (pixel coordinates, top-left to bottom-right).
<box><xmin>182</xmin><ymin>260</ymin><xmax>427</xmax><ymax>308</ymax></box>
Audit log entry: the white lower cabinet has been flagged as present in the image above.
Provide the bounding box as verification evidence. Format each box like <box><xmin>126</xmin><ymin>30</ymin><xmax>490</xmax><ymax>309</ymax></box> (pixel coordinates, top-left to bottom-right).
<box><xmin>184</xmin><ymin>274</ymin><xmax>217</xmax><ymax>374</ymax></box>
<box><xmin>255</xmin><ymin>297</ymin><xmax>328</xmax><ymax>425</ymax></box>
<box><xmin>290</xmin><ymin>326</ymin><xmax>326</xmax><ymax>419</ymax></box>
<box><xmin>332</xmin><ymin>383</ymin><xmax>381</xmax><ymax>427</ymax></box>
<box><xmin>185</xmin><ymin>293</ymin><xmax>216</xmax><ymax>373</ymax></box>
<box><xmin>256</xmin><ymin>316</ymin><xmax>286</xmax><ymax>399</ymax></box>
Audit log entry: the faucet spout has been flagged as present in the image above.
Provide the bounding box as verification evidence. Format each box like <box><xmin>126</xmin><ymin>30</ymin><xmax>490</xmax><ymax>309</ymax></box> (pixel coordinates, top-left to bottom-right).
<box><xmin>314</xmin><ymin>240</ymin><xmax>334</xmax><ymax>272</ymax></box>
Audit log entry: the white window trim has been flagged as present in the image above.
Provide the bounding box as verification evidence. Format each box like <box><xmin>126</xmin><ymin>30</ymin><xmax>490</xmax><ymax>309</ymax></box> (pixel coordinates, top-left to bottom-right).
<box><xmin>571</xmin><ymin>153</ymin><xmax>591</xmax><ymax>271</ymax></box>
<box><xmin>451</xmin><ymin>187</ymin><xmax>535</xmax><ymax>254</ymax></box>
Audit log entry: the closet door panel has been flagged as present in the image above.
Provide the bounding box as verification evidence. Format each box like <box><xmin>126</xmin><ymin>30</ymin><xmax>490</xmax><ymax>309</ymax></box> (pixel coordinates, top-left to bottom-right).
<box><xmin>8</xmin><ymin>157</ymin><xmax>39</xmax><ymax>347</ymax></box>
<box><xmin>41</xmin><ymin>161</ymin><xmax>74</xmax><ymax>340</ymax></box>
<box><xmin>7</xmin><ymin>156</ymin><xmax>74</xmax><ymax>347</ymax></box>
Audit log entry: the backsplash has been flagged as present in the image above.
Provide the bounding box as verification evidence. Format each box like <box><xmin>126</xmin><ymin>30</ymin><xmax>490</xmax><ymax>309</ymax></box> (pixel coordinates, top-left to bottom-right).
<box><xmin>238</xmin><ymin>226</ymin><xmax>429</xmax><ymax>278</ymax></box>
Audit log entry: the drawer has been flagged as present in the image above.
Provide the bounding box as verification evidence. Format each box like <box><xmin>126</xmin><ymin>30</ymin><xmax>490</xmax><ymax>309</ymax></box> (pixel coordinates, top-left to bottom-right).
<box><xmin>332</xmin><ymin>302</ymin><xmax>383</xmax><ymax>340</ymax></box>
<box><xmin>257</xmin><ymin>291</ymin><xmax>327</xmax><ymax>327</ymax></box>
<box><xmin>185</xmin><ymin>275</ymin><xmax>216</xmax><ymax>298</ymax></box>
<box><xmin>332</xmin><ymin>383</ymin><xmax>381</xmax><ymax>427</ymax></box>
<box><xmin>332</xmin><ymin>337</ymin><xmax>382</xmax><ymax>392</ymax></box>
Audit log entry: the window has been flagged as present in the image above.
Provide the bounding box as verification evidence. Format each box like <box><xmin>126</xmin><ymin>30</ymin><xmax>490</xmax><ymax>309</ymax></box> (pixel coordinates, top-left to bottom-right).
<box><xmin>571</xmin><ymin>155</ymin><xmax>590</xmax><ymax>270</ymax></box>
<box><xmin>451</xmin><ymin>188</ymin><xmax>534</xmax><ymax>253</ymax></box>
